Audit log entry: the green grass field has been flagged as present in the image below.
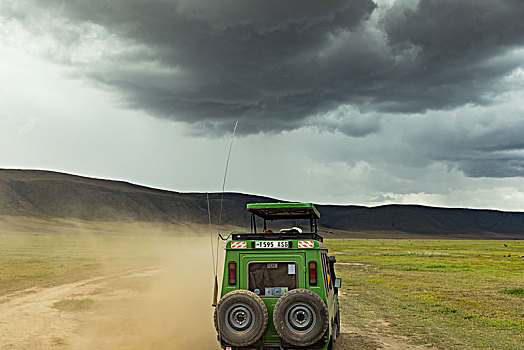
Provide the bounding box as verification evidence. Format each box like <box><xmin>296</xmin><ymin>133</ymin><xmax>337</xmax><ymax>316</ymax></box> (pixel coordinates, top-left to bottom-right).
<box><xmin>1</xmin><ymin>227</ymin><xmax>523</xmax><ymax>349</ymax></box>
<box><xmin>327</xmin><ymin>239</ymin><xmax>524</xmax><ymax>349</ymax></box>
<box><xmin>0</xmin><ymin>231</ymin><xmax>172</xmax><ymax>296</ymax></box>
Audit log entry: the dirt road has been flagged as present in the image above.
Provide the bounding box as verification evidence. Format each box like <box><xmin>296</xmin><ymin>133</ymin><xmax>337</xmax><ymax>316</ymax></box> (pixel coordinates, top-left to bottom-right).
<box><xmin>336</xmin><ymin>326</ymin><xmax>432</xmax><ymax>350</ymax></box>
<box><xmin>0</xmin><ymin>266</ymin><xmax>219</xmax><ymax>349</ymax></box>
<box><xmin>0</xmin><ymin>267</ymin><xmax>430</xmax><ymax>350</ymax></box>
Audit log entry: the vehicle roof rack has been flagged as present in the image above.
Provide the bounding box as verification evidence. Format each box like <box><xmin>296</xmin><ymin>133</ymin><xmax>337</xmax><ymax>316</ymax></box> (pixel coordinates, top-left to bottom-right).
<box><xmin>246</xmin><ymin>202</ymin><xmax>320</xmax><ymax>220</ymax></box>
<box><xmin>246</xmin><ymin>202</ymin><xmax>321</xmax><ymax>234</ymax></box>
<box><xmin>231</xmin><ymin>232</ymin><xmax>324</xmax><ymax>242</ymax></box>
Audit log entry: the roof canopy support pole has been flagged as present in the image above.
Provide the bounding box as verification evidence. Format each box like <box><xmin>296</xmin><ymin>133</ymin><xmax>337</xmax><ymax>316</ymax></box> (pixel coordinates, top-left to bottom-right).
<box><xmin>311</xmin><ymin>217</ymin><xmax>317</xmax><ymax>233</ymax></box>
<box><xmin>251</xmin><ymin>214</ymin><xmax>258</xmax><ymax>234</ymax></box>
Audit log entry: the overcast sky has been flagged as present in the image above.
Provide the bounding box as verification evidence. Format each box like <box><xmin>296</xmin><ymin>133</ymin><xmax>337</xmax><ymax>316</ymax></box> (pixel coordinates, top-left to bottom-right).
<box><xmin>1</xmin><ymin>0</ymin><xmax>523</xmax><ymax>211</ymax></box>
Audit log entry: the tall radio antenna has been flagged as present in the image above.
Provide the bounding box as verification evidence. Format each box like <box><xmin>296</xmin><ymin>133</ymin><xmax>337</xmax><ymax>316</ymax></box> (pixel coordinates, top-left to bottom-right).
<box><xmin>211</xmin><ymin>120</ymin><xmax>238</xmax><ymax>306</ymax></box>
<box><xmin>217</xmin><ymin>120</ymin><xmax>239</xmax><ymax>237</ymax></box>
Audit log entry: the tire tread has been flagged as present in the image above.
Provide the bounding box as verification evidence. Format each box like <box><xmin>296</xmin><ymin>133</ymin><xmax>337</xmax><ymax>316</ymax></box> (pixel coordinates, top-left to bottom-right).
<box><xmin>214</xmin><ymin>289</ymin><xmax>268</xmax><ymax>347</ymax></box>
<box><xmin>273</xmin><ymin>288</ymin><xmax>329</xmax><ymax>347</ymax></box>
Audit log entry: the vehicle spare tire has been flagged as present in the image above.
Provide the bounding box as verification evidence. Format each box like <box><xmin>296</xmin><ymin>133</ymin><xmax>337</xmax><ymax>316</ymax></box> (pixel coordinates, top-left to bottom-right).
<box><xmin>214</xmin><ymin>290</ymin><xmax>268</xmax><ymax>347</ymax></box>
<box><xmin>273</xmin><ymin>288</ymin><xmax>329</xmax><ymax>347</ymax></box>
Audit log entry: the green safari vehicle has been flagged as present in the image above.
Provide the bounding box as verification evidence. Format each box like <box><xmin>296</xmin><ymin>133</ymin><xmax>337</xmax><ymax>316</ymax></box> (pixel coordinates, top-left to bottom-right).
<box><xmin>214</xmin><ymin>203</ymin><xmax>341</xmax><ymax>350</ymax></box>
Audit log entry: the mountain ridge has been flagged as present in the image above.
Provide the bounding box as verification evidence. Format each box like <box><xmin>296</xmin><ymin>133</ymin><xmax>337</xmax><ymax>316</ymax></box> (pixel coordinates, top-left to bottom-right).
<box><xmin>1</xmin><ymin>169</ymin><xmax>523</xmax><ymax>239</ymax></box>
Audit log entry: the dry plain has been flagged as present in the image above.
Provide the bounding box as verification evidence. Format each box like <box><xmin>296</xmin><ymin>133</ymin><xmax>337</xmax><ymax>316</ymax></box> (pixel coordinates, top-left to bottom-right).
<box><xmin>0</xmin><ymin>215</ymin><xmax>522</xmax><ymax>349</ymax></box>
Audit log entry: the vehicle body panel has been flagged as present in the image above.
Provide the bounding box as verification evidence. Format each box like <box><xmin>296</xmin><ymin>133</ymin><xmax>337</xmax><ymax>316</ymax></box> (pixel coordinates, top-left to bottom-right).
<box><xmin>220</xmin><ymin>239</ymin><xmax>339</xmax><ymax>349</ymax></box>
<box><xmin>216</xmin><ymin>203</ymin><xmax>339</xmax><ymax>350</ymax></box>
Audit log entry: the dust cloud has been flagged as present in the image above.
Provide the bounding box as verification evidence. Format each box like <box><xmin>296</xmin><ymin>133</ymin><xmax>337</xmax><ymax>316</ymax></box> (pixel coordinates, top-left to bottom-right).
<box><xmin>0</xmin><ymin>218</ymin><xmax>226</xmax><ymax>350</ymax></box>
<box><xmin>71</xmin><ymin>237</ymin><xmax>224</xmax><ymax>350</ymax></box>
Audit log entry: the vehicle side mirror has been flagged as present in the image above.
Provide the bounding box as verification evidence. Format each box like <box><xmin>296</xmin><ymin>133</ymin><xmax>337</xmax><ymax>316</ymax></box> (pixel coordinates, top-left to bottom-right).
<box><xmin>334</xmin><ymin>278</ymin><xmax>342</xmax><ymax>288</ymax></box>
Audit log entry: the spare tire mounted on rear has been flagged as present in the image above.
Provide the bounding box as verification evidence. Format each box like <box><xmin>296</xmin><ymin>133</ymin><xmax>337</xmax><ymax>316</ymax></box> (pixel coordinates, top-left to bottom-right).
<box><xmin>273</xmin><ymin>288</ymin><xmax>329</xmax><ymax>347</ymax></box>
<box><xmin>214</xmin><ymin>290</ymin><xmax>268</xmax><ymax>347</ymax></box>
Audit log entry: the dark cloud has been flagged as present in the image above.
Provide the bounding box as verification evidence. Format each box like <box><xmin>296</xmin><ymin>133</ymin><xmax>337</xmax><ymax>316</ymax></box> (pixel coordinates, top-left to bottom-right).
<box><xmin>385</xmin><ymin>0</ymin><xmax>524</xmax><ymax>62</ymax></box>
<box><xmin>403</xmin><ymin>106</ymin><xmax>524</xmax><ymax>178</ymax></box>
<box><xmin>309</xmin><ymin>105</ymin><xmax>382</xmax><ymax>137</ymax></box>
<box><xmin>379</xmin><ymin>0</ymin><xmax>524</xmax><ymax>112</ymax></box>
<box><xmin>3</xmin><ymin>0</ymin><xmax>524</xmax><ymax>134</ymax></box>
<box><xmin>2</xmin><ymin>0</ymin><xmax>524</xmax><ymax>180</ymax></box>
<box><xmin>30</xmin><ymin>0</ymin><xmax>378</xmax><ymax>133</ymax></box>
<box><xmin>458</xmin><ymin>158</ymin><xmax>524</xmax><ymax>178</ymax></box>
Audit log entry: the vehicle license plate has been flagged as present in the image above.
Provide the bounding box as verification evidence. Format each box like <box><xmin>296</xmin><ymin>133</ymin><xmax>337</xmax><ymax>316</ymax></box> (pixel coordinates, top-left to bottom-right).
<box><xmin>255</xmin><ymin>241</ymin><xmax>289</xmax><ymax>249</ymax></box>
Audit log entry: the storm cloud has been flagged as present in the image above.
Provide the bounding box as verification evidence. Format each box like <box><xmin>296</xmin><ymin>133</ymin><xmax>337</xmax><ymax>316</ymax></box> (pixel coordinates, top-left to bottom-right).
<box><xmin>1</xmin><ymin>0</ymin><xmax>524</xmax><ymax>180</ymax></box>
<box><xmin>3</xmin><ymin>0</ymin><xmax>523</xmax><ymax>128</ymax></box>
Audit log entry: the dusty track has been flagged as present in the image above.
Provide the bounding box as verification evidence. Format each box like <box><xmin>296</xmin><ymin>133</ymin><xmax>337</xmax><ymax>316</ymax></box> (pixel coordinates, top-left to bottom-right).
<box><xmin>336</xmin><ymin>325</ymin><xmax>432</xmax><ymax>350</ymax></box>
<box><xmin>0</xmin><ymin>267</ymin><xmax>430</xmax><ymax>350</ymax></box>
<box><xmin>0</xmin><ymin>267</ymin><xmax>167</xmax><ymax>349</ymax></box>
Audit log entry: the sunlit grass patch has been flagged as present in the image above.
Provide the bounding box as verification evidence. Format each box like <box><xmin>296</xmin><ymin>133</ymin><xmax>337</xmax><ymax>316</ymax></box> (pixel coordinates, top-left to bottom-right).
<box><xmin>52</xmin><ymin>298</ymin><xmax>94</xmax><ymax>312</ymax></box>
<box><xmin>51</xmin><ymin>337</ymin><xmax>67</xmax><ymax>346</ymax></box>
<box><xmin>425</xmin><ymin>263</ymin><xmax>458</xmax><ymax>269</ymax></box>
<box><xmin>88</xmin><ymin>287</ymin><xmax>108</xmax><ymax>295</ymax></box>
<box><xmin>391</xmin><ymin>251</ymin><xmax>451</xmax><ymax>257</ymax></box>
<box><xmin>440</xmin><ymin>306</ymin><xmax>457</xmax><ymax>314</ymax></box>
<box><xmin>501</xmin><ymin>287</ymin><xmax>524</xmax><ymax>296</ymax></box>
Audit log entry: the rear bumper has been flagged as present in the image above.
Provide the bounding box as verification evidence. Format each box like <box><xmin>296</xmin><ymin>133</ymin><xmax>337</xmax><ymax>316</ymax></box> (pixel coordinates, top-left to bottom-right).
<box><xmin>221</xmin><ymin>346</ymin><xmax>327</xmax><ymax>350</ymax></box>
<box><xmin>219</xmin><ymin>337</ymin><xmax>329</xmax><ymax>350</ymax></box>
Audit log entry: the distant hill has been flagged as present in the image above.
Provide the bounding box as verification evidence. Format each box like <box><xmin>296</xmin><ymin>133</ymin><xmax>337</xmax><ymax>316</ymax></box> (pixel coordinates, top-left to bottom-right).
<box><xmin>0</xmin><ymin>169</ymin><xmax>523</xmax><ymax>239</ymax></box>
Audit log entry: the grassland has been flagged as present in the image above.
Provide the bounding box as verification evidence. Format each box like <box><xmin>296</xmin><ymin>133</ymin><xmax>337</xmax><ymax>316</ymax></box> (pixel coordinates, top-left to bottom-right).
<box><xmin>1</xmin><ymin>220</ymin><xmax>523</xmax><ymax>349</ymax></box>
<box><xmin>0</xmin><ymin>215</ymin><xmax>217</xmax><ymax>297</ymax></box>
<box><xmin>0</xmin><ymin>232</ymin><xmax>170</xmax><ymax>297</ymax></box>
<box><xmin>327</xmin><ymin>239</ymin><xmax>524</xmax><ymax>349</ymax></box>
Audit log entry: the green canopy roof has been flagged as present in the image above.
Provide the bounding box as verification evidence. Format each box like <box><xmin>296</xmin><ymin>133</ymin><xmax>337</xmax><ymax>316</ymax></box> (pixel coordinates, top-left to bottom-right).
<box><xmin>246</xmin><ymin>202</ymin><xmax>320</xmax><ymax>220</ymax></box>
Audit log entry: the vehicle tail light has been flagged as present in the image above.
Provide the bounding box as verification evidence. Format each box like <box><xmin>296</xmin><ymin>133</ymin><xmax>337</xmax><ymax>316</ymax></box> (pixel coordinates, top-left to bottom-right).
<box><xmin>228</xmin><ymin>261</ymin><xmax>237</xmax><ymax>285</ymax></box>
<box><xmin>308</xmin><ymin>261</ymin><xmax>317</xmax><ymax>286</ymax></box>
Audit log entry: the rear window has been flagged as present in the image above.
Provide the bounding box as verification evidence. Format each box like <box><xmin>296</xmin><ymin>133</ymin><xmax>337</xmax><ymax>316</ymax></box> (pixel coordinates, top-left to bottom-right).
<box><xmin>248</xmin><ymin>262</ymin><xmax>297</xmax><ymax>297</ymax></box>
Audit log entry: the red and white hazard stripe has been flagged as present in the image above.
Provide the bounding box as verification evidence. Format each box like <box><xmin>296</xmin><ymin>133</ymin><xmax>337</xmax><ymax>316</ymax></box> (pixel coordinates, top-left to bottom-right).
<box><xmin>297</xmin><ymin>241</ymin><xmax>314</xmax><ymax>248</ymax></box>
<box><xmin>231</xmin><ymin>241</ymin><xmax>247</xmax><ymax>249</ymax></box>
